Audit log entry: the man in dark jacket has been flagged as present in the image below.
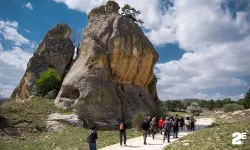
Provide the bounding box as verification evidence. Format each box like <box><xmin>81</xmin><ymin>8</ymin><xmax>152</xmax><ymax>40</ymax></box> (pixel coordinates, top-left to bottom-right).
<box><xmin>162</xmin><ymin>117</ymin><xmax>173</xmax><ymax>143</ymax></box>
<box><xmin>86</xmin><ymin>125</ymin><xmax>98</xmax><ymax>150</ymax></box>
<box><xmin>173</xmin><ymin>114</ymin><xmax>179</xmax><ymax>138</ymax></box>
<box><xmin>141</xmin><ymin>118</ymin><xmax>150</xmax><ymax>145</ymax></box>
<box><xmin>119</xmin><ymin>119</ymin><xmax>127</xmax><ymax>146</ymax></box>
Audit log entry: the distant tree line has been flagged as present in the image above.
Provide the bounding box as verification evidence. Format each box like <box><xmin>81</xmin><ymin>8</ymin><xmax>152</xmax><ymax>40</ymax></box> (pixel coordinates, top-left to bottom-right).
<box><xmin>162</xmin><ymin>89</ymin><xmax>250</xmax><ymax>111</ymax></box>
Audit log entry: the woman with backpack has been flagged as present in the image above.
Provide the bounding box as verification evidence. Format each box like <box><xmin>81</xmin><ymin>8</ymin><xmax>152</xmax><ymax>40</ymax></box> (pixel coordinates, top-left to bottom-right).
<box><xmin>150</xmin><ymin>117</ymin><xmax>157</xmax><ymax>140</ymax></box>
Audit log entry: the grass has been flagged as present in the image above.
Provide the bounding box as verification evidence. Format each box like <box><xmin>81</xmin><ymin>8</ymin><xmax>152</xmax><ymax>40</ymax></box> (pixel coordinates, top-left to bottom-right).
<box><xmin>168</xmin><ymin>111</ymin><xmax>188</xmax><ymax>117</ymax></box>
<box><xmin>164</xmin><ymin>109</ymin><xmax>250</xmax><ymax>150</ymax></box>
<box><xmin>0</xmin><ymin>98</ymin><xmax>141</xmax><ymax>150</ymax></box>
<box><xmin>0</xmin><ymin>125</ymin><xmax>141</xmax><ymax>150</ymax></box>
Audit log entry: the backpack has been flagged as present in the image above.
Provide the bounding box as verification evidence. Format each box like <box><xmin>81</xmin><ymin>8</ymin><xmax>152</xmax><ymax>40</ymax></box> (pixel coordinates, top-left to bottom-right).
<box><xmin>120</xmin><ymin>123</ymin><xmax>124</xmax><ymax>130</ymax></box>
<box><xmin>86</xmin><ymin>130</ymin><xmax>94</xmax><ymax>143</ymax></box>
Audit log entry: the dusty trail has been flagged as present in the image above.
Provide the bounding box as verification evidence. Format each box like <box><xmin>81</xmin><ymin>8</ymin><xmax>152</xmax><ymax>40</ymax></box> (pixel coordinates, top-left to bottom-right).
<box><xmin>100</xmin><ymin>118</ymin><xmax>214</xmax><ymax>150</ymax></box>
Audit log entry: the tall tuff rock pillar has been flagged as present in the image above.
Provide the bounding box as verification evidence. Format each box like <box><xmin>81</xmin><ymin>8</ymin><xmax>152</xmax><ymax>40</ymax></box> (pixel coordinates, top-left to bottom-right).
<box><xmin>11</xmin><ymin>23</ymin><xmax>74</xmax><ymax>102</ymax></box>
<box><xmin>55</xmin><ymin>1</ymin><xmax>160</xmax><ymax>126</ymax></box>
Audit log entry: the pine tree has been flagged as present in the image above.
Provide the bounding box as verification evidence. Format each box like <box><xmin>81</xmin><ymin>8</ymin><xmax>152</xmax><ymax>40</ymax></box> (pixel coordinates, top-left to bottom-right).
<box><xmin>121</xmin><ymin>4</ymin><xmax>144</xmax><ymax>25</ymax></box>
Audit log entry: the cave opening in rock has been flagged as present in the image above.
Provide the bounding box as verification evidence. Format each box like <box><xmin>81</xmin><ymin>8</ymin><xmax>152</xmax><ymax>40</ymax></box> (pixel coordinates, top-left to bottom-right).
<box><xmin>61</xmin><ymin>86</ymin><xmax>80</xmax><ymax>99</ymax></box>
<box><xmin>139</xmin><ymin>94</ymin><xmax>142</xmax><ymax>97</ymax></box>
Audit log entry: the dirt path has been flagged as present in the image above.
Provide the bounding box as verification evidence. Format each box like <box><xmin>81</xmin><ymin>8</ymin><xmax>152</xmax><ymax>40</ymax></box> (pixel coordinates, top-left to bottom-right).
<box><xmin>100</xmin><ymin>118</ymin><xmax>214</xmax><ymax>150</ymax></box>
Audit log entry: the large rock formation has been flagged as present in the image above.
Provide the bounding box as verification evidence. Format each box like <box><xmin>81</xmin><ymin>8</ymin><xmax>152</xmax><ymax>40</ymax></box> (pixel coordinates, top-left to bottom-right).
<box><xmin>55</xmin><ymin>1</ymin><xmax>160</xmax><ymax>125</ymax></box>
<box><xmin>11</xmin><ymin>23</ymin><xmax>74</xmax><ymax>102</ymax></box>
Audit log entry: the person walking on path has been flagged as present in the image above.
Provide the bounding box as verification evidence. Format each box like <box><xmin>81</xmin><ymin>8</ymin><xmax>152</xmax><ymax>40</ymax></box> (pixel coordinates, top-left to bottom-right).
<box><xmin>162</xmin><ymin>117</ymin><xmax>173</xmax><ymax>143</ymax></box>
<box><xmin>147</xmin><ymin>116</ymin><xmax>151</xmax><ymax>136</ymax></box>
<box><xmin>185</xmin><ymin>116</ymin><xmax>191</xmax><ymax>132</ymax></box>
<box><xmin>141</xmin><ymin>118</ymin><xmax>150</xmax><ymax>145</ymax></box>
<box><xmin>190</xmin><ymin>116</ymin><xmax>196</xmax><ymax>131</ymax></box>
<box><xmin>180</xmin><ymin>117</ymin><xmax>185</xmax><ymax>131</ymax></box>
<box><xmin>150</xmin><ymin>117</ymin><xmax>157</xmax><ymax>140</ymax></box>
<box><xmin>173</xmin><ymin>115</ymin><xmax>179</xmax><ymax>138</ymax></box>
<box><xmin>158</xmin><ymin>117</ymin><xmax>164</xmax><ymax>134</ymax></box>
<box><xmin>86</xmin><ymin>125</ymin><xmax>98</xmax><ymax>150</ymax></box>
<box><xmin>119</xmin><ymin>119</ymin><xmax>127</xmax><ymax>146</ymax></box>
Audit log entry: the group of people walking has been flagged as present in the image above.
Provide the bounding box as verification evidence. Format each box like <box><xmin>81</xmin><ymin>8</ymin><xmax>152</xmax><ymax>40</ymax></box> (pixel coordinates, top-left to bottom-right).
<box><xmin>86</xmin><ymin>115</ymin><xmax>197</xmax><ymax>150</ymax></box>
<box><xmin>141</xmin><ymin>115</ymin><xmax>197</xmax><ymax>144</ymax></box>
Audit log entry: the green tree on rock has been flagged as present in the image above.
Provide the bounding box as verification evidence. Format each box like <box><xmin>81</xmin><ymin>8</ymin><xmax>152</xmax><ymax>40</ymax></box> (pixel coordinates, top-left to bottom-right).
<box><xmin>244</xmin><ymin>88</ymin><xmax>250</xmax><ymax>109</ymax></box>
<box><xmin>121</xmin><ymin>4</ymin><xmax>144</xmax><ymax>25</ymax></box>
<box><xmin>35</xmin><ymin>68</ymin><xmax>61</xmax><ymax>96</ymax></box>
<box><xmin>187</xmin><ymin>102</ymin><xmax>202</xmax><ymax>116</ymax></box>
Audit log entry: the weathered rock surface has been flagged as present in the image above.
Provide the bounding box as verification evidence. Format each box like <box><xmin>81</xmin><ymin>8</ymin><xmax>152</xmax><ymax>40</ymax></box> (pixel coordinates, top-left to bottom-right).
<box><xmin>47</xmin><ymin>113</ymin><xmax>80</xmax><ymax>126</ymax></box>
<box><xmin>55</xmin><ymin>1</ymin><xmax>160</xmax><ymax>125</ymax></box>
<box><xmin>44</xmin><ymin>89</ymin><xmax>58</xmax><ymax>99</ymax></box>
<box><xmin>11</xmin><ymin>23</ymin><xmax>74</xmax><ymax>102</ymax></box>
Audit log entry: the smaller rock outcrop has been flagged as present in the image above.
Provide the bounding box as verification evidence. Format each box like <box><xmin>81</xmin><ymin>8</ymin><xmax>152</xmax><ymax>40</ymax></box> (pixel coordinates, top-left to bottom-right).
<box><xmin>11</xmin><ymin>23</ymin><xmax>74</xmax><ymax>102</ymax></box>
<box><xmin>46</xmin><ymin>113</ymin><xmax>80</xmax><ymax>132</ymax></box>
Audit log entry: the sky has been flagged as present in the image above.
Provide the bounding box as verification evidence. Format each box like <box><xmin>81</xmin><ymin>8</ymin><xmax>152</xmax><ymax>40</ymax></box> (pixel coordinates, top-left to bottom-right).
<box><xmin>0</xmin><ymin>0</ymin><xmax>250</xmax><ymax>101</ymax></box>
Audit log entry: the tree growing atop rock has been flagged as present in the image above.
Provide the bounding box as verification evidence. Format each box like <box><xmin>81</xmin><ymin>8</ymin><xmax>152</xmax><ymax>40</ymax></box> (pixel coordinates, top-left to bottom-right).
<box><xmin>35</xmin><ymin>68</ymin><xmax>61</xmax><ymax>96</ymax></box>
<box><xmin>187</xmin><ymin>102</ymin><xmax>202</xmax><ymax>116</ymax></box>
<box><xmin>121</xmin><ymin>4</ymin><xmax>144</xmax><ymax>25</ymax></box>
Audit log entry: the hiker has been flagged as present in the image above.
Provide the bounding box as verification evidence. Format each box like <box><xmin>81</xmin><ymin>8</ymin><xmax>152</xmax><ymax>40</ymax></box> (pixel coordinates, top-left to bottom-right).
<box><xmin>86</xmin><ymin>125</ymin><xmax>98</xmax><ymax>150</ymax></box>
<box><xmin>141</xmin><ymin>117</ymin><xmax>150</xmax><ymax>145</ymax></box>
<box><xmin>185</xmin><ymin>116</ymin><xmax>191</xmax><ymax>132</ymax></box>
<box><xmin>150</xmin><ymin>117</ymin><xmax>157</xmax><ymax>140</ymax></box>
<box><xmin>147</xmin><ymin>116</ymin><xmax>151</xmax><ymax>136</ymax></box>
<box><xmin>173</xmin><ymin>115</ymin><xmax>179</xmax><ymax>138</ymax></box>
<box><xmin>180</xmin><ymin>117</ymin><xmax>185</xmax><ymax>131</ymax></box>
<box><xmin>158</xmin><ymin>117</ymin><xmax>164</xmax><ymax>135</ymax></box>
<box><xmin>119</xmin><ymin>119</ymin><xmax>127</xmax><ymax>146</ymax></box>
<box><xmin>190</xmin><ymin>116</ymin><xmax>196</xmax><ymax>131</ymax></box>
<box><xmin>170</xmin><ymin>116</ymin><xmax>174</xmax><ymax>122</ymax></box>
<box><xmin>162</xmin><ymin>117</ymin><xmax>173</xmax><ymax>143</ymax></box>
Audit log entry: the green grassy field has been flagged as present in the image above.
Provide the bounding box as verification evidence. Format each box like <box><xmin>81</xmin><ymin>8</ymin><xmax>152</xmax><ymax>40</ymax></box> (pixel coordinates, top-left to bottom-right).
<box><xmin>0</xmin><ymin>98</ymin><xmax>141</xmax><ymax>150</ymax></box>
<box><xmin>167</xmin><ymin>111</ymin><xmax>188</xmax><ymax>117</ymax></box>
<box><xmin>164</xmin><ymin>109</ymin><xmax>250</xmax><ymax>150</ymax></box>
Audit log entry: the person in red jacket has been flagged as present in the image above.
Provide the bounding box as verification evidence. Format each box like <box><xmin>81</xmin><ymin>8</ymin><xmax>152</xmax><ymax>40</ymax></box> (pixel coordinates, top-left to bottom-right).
<box><xmin>158</xmin><ymin>117</ymin><xmax>164</xmax><ymax>135</ymax></box>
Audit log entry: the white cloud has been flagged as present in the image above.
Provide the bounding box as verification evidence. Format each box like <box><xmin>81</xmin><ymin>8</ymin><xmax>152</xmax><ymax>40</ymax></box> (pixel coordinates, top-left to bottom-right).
<box><xmin>52</xmin><ymin>0</ymin><xmax>106</xmax><ymax>13</ymax></box>
<box><xmin>52</xmin><ymin>0</ymin><xmax>250</xmax><ymax>100</ymax></box>
<box><xmin>0</xmin><ymin>46</ymin><xmax>32</xmax><ymax>69</ymax></box>
<box><xmin>0</xmin><ymin>46</ymin><xmax>32</xmax><ymax>97</ymax></box>
<box><xmin>25</xmin><ymin>29</ymin><xmax>31</xmax><ymax>33</ymax></box>
<box><xmin>0</xmin><ymin>83</ymin><xmax>16</xmax><ymax>98</ymax></box>
<box><xmin>0</xmin><ymin>43</ymin><xmax>3</xmax><ymax>52</ymax></box>
<box><xmin>25</xmin><ymin>2</ymin><xmax>33</xmax><ymax>10</ymax></box>
<box><xmin>0</xmin><ymin>20</ymin><xmax>30</xmax><ymax>46</ymax></box>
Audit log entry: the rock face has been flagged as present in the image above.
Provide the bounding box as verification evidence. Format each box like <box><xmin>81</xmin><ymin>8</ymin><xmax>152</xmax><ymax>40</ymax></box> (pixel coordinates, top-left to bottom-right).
<box><xmin>11</xmin><ymin>23</ymin><xmax>74</xmax><ymax>102</ymax></box>
<box><xmin>55</xmin><ymin>1</ymin><xmax>160</xmax><ymax>125</ymax></box>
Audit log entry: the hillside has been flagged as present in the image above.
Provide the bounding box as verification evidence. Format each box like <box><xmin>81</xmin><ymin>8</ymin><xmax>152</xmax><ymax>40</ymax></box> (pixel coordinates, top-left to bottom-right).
<box><xmin>164</xmin><ymin>109</ymin><xmax>250</xmax><ymax>150</ymax></box>
<box><xmin>0</xmin><ymin>98</ymin><xmax>141</xmax><ymax>150</ymax></box>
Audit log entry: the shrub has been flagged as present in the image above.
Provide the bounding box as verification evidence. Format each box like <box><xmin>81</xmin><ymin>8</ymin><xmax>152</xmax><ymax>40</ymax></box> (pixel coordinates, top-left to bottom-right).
<box><xmin>223</xmin><ymin>103</ymin><xmax>244</xmax><ymax>112</ymax></box>
<box><xmin>132</xmin><ymin>111</ymin><xmax>145</xmax><ymax>131</ymax></box>
<box><xmin>35</xmin><ymin>68</ymin><xmax>61</xmax><ymax>96</ymax></box>
<box><xmin>187</xmin><ymin>102</ymin><xmax>202</xmax><ymax>116</ymax></box>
